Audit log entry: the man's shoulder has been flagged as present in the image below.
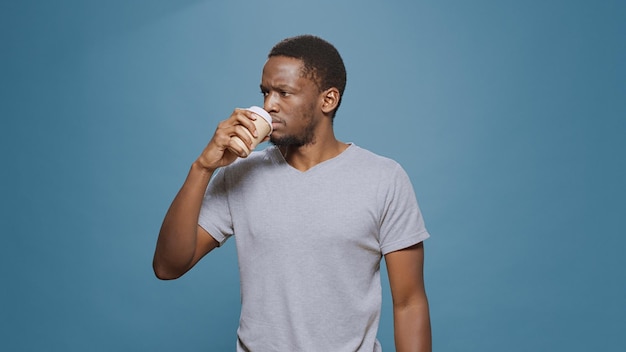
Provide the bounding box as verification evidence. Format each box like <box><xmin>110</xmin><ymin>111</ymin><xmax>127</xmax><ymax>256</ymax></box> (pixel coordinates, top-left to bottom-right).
<box><xmin>347</xmin><ymin>144</ymin><xmax>402</xmax><ymax>170</ymax></box>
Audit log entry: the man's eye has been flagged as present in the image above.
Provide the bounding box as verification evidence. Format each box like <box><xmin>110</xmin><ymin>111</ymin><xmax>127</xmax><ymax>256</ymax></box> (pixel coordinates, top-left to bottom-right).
<box><xmin>280</xmin><ymin>91</ymin><xmax>290</xmax><ymax>97</ymax></box>
<box><xmin>260</xmin><ymin>91</ymin><xmax>268</xmax><ymax>97</ymax></box>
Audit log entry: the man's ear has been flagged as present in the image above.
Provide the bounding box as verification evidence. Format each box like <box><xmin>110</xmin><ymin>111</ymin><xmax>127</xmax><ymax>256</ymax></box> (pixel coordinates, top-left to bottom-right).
<box><xmin>321</xmin><ymin>87</ymin><xmax>340</xmax><ymax>114</ymax></box>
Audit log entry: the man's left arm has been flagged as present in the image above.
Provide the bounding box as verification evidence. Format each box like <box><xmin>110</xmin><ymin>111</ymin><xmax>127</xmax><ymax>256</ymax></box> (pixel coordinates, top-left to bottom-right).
<box><xmin>385</xmin><ymin>241</ymin><xmax>432</xmax><ymax>352</ymax></box>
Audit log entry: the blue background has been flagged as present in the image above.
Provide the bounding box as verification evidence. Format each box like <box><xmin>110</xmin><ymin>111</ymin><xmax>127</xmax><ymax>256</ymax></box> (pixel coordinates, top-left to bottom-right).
<box><xmin>2</xmin><ymin>0</ymin><xmax>625</xmax><ymax>351</ymax></box>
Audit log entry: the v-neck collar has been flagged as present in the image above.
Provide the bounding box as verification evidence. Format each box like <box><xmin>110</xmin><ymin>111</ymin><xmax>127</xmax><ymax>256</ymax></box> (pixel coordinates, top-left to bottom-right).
<box><xmin>268</xmin><ymin>143</ymin><xmax>355</xmax><ymax>176</ymax></box>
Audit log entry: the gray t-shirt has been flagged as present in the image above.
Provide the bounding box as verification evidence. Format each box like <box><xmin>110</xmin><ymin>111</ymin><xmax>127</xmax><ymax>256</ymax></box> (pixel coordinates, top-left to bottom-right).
<box><xmin>199</xmin><ymin>144</ymin><xmax>430</xmax><ymax>352</ymax></box>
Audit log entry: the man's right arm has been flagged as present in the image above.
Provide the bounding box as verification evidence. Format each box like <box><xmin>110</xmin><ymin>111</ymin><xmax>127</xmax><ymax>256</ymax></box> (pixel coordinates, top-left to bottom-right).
<box><xmin>152</xmin><ymin>109</ymin><xmax>263</xmax><ymax>280</ymax></box>
<box><xmin>153</xmin><ymin>162</ymin><xmax>219</xmax><ymax>280</ymax></box>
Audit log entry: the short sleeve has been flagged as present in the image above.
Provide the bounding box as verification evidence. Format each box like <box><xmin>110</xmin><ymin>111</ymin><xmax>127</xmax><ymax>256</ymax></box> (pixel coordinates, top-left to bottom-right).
<box><xmin>378</xmin><ymin>164</ymin><xmax>430</xmax><ymax>255</ymax></box>
<box><xmin>198</xmin><ymin>168</ymin><xmax>234</xmax><ymax>246</ymax></box>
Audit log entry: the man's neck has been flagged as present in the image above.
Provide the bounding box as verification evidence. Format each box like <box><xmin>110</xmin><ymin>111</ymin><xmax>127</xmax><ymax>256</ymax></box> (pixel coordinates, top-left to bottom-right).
<box><xmin>279</xmin><ymin>136</ymin><xmax>348</xmax><ymax>172</ymax></box>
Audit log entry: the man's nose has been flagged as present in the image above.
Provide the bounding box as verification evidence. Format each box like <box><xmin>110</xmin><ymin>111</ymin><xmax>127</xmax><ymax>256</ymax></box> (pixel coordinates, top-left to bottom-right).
<box><xmin>264</xmin><ymin>92</ymin><xmax>279</xmax><ymax>113</ymax></box>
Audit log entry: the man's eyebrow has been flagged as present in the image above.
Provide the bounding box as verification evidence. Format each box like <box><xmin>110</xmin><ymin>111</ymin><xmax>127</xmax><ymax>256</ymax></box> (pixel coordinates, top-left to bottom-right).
<box><xmin>260</xmin><ymin>83</ymin><xmax>296</xmax><ymax>91</ymax></box>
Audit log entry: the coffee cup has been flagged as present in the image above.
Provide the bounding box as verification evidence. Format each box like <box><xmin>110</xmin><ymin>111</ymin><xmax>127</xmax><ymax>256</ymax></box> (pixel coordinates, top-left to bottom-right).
<box><xmin>231</xmin><ymin>106</ymin><xmax>272</xmax><ymax>153</ymax></box>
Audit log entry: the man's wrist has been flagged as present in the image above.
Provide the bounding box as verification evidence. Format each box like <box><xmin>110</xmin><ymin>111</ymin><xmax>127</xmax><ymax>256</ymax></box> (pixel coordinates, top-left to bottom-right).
<box><xmin>191</xmin><ymin>160</ymin><xmax>216</xmax><ymax>178</ymax></box>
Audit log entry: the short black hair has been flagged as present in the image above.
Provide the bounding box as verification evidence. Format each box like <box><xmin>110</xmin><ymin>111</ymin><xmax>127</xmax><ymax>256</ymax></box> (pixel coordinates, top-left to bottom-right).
<box><xmin>268</xmin><ymin>35</ymin><xmax>347</xmax><ymax>117</ymax></box>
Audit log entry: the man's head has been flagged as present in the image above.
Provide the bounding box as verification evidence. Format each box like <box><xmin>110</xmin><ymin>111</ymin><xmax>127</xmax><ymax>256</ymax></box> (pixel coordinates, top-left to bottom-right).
<box><xmin>268</xmin><ymin>35</ymin><xmax>347</xmax><ymax>118</ymax></box>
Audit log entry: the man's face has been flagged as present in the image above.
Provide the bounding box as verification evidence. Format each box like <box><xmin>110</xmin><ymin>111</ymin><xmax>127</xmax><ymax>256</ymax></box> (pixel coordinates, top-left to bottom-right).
<box><xmin>260</xmin><ymin>56</ymin><xmax>322</xmax><ymax>147</ymax></box>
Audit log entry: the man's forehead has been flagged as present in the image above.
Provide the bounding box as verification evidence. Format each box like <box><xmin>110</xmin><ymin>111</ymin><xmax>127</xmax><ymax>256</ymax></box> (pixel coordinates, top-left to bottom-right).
<box><xmin>262</xmin><ymin>57</ymin><xmax>305</xmax><ymax>80</ymax></box>
<box><xmin>261</xmin><ymin>56</ymin><xmax>319</xmax><ymax>87</ymax></box>
<box><xmin>263</xmin><ymin>56</ymin><xmax>304</xmax><ymax>72</ymax></box>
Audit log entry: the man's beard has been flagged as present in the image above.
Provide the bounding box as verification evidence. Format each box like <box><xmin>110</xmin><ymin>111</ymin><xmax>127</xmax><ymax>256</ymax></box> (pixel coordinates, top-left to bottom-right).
<box><xmin>270</xmin><ymin>114</ymin><xmax>318</xmax><ymax>147</ymax></box>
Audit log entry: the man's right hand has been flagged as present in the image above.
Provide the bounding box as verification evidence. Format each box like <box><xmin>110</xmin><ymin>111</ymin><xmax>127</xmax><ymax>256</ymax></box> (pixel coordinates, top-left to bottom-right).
<box><xmin>195</xmin><ymin>108</ymin><xmax>263</xmax><ymax>172</ymax></box>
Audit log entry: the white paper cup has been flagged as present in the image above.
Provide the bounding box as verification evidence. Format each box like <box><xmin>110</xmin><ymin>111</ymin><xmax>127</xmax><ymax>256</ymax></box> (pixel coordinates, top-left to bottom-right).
<box><xmin>231</xmin><ymin>106</ymin><xmax>272</xmax><ymax>152</ymax></box>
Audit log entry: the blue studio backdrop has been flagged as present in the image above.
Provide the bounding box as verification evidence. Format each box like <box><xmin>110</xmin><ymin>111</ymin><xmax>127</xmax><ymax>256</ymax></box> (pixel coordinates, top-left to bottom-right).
<box><xmin>2</xmin><ymin>0</ymin><xmax>625</xmax><ymax>351</ymax></box>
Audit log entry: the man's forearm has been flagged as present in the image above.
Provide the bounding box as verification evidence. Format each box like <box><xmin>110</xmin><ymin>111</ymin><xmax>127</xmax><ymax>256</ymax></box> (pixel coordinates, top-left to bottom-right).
<box><xmin>393</xmin><ymin>301</ymin><xmax>432</xmax><ymax>352</ymax></box>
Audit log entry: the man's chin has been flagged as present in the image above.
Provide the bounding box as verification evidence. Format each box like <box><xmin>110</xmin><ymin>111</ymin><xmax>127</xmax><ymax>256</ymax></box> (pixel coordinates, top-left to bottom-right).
<box><xmin>270</xmin><ymin>137</ymin><xmax>306</xmax><ymax>148</ymax></box>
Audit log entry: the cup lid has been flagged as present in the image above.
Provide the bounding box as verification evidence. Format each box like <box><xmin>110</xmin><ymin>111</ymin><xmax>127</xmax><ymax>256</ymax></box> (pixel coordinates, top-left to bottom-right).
<box><xmin>246</xmin><ymin>106</ymin><xmax>272</xmax><ymax>134</ymax></box>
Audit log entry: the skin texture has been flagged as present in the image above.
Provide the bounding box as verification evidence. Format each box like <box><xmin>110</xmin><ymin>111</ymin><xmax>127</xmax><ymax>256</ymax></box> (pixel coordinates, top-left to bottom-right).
<box><xmin>386</xmin><ymin>242</ymin><xmax>432</xmax><ymax>351</ymax></box>
<box><xmin>153</xmin><ymin>55</ymin><xmax>431</xmax><ymax>351</ymax></box>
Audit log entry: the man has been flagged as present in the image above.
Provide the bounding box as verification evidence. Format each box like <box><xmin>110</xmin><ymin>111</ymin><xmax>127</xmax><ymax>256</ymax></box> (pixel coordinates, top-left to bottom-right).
<box><xmin>153</xmin><ymin>35</ymin><xmax>431</xmax><ymax>351</ymax></box>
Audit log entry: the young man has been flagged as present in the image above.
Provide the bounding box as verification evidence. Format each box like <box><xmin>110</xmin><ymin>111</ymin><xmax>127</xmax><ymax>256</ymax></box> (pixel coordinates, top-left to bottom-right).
<box><xmin>153</xmin><ymin>35</ymin><xmax>431</xmax><ymax>352</ymax></box>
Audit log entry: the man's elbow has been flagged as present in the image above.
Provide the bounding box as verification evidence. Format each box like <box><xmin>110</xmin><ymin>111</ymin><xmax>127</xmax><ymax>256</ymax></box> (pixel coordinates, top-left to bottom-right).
<box><xmin>152</xmin><ymin>260</ymin><xmax>185</xmax><ymax>280</ymax></box>
<box><xmin>393</xmin><ymin>292</ymin><xmax>429</xmax><ymax>311</ymax></box>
